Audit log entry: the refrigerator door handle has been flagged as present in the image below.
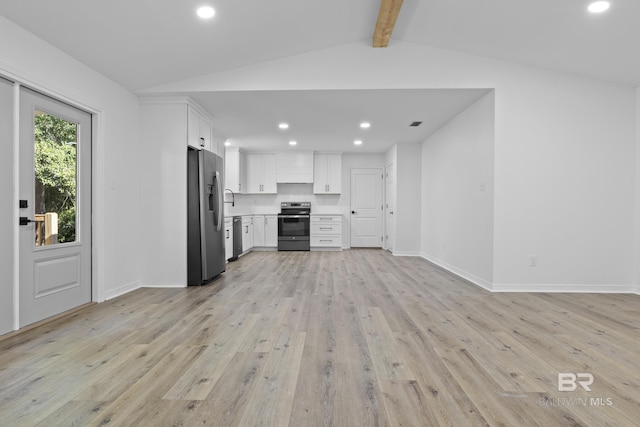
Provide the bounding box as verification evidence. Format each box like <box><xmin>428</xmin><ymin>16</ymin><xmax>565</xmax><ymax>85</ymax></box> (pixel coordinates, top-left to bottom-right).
<box><xmin>214</xmin><ymin>171</ymin><xmax>223</xmax><ymax>231</ymax></box>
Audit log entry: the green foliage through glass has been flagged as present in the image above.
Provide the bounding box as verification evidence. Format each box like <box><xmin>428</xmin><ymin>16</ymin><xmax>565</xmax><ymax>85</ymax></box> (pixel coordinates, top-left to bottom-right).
<box><xmin>34</xmin><ymin>111</ymin><xmax>77</xmax><ymax>244</ymax></box>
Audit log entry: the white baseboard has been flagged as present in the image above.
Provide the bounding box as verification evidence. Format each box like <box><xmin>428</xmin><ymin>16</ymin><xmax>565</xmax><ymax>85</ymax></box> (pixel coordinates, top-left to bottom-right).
<box><xmin>419</xmin><ymin>253</ymin><xmax>493</xmax><ymax>291</ymax></box>
<box><xmin>418</xmin><ymin>253</ymin><xmax>638</xmax><ymax>294</ymax></box>
<box><xmin>141</xmin><ymin>284</ymin><xmax>187</xmax><ymax>289</ymax></box>
<box><xmin>492</xmin><ymin>283</ymin><xmax>638</xmax><ymax>293</ymax></box>
<box><xmin>102</xmin><ymin>280</ymin><xmax>141</xmax><ymax>301</ymax></box>
<box><xmin>392</xmin><ymin>251</ymin><xmax>421</xmax><ymax>257</ymax></box>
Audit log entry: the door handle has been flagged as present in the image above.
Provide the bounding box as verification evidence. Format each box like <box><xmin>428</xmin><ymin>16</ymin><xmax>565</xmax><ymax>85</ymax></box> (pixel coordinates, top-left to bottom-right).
<box><xmin>19</xmin><ymin>217</ymin><xmax>35</xmax><ymax>226</ymax></box>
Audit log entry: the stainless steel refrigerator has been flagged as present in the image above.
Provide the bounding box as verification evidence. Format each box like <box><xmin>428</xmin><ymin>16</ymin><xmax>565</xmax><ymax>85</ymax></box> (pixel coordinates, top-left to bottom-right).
<box><xmin>187</xmin><ymin>147</ymin><xmax>225</xmax><ymax>285</ymax></box>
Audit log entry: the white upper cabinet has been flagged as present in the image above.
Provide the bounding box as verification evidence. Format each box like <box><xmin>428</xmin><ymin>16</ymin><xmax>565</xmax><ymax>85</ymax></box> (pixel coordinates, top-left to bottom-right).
<box><xmin>276</xmin><ymin>151</ymin><xmax>314</xmax><ymax>183</ymax></box>
<box><xmin>246</xmin><ymin>153</ymin><xmax>277</xmax><ymax>193</ymax></box>
<box><xmin>225</xmin><ymin>148</ymin><xmax>246</xmax><ymax>193</ymax></box>
<box><xmin>314</xmin><ymin>154</ymin><xmax>342</xmax><ymax>194</ymax></box>
<box><xmin>187</xmin><ymin>106</ymin><xmax>212</xmax><ymax>151</ymax></box>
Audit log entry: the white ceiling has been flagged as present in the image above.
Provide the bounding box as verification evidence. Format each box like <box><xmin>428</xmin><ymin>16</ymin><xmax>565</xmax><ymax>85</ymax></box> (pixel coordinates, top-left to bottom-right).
<box><xmin>1</xmin><ymin>0</ymin><xmax>637</xmax><ymax>153</ymax></box>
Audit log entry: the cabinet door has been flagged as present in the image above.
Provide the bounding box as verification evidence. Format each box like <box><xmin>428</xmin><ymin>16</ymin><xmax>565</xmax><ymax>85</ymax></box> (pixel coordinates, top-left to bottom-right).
<box><xmin>245</xmin><ymin>154</ymin><xmax>263</xmax><ymax>193</ymax></box>
<box><xmin>225</xmin><ymin>149</ymin><xmax>245</xmax><ymax>193</ymax></box>
<box><xmin>253</xmin><ymin>215</ymin><xmax>265</xmax><ymax>246</ymax></box>
<box><xmin>242</xmin><ymin>217</ymin><xmax>253</xmax><ymax>251</ymax></box>
<box><xmin>199</xmin><ymin>117</ymin><xmax>212</xmax><ymax>151</ymax></box>
<box><xmin>265</xmin><ymin>215</ymin><xmax>278</xmax><ymax>247</ymax></box>
<box><xmin>225</xmin><ymin>225</ymin><xmax>233</xmax><ymax>260</ymax></box>
<box><xmin>187</xmin><ymin>107</ymin><xmax>201</xmax><ymax>149</ymax></box>
<box><xmin>238</xmin><ymin>151</ymin><xmax>246</xmax><ymax>193</ymax></box>
<box><xmin>326</xmin><ymin>154</ymin><xmax>342</xmax><ymax>193</ymax></box>
<box><xmin>225</xmin><ymin>149</ymin><xmax>239</xmax><ymax>192</ymax></box>
<box><xmin>261</xmin><ymin>154</ymin><xmax>278</xmax><ymax>193</ymax></box>
<box><xmin>313</xmin><ymin>155</ymin><xmax>328</xmax><ymax>193</ymax></box>
<box><xmin>248</xmin><ymin>222</ymin><xmax>254</xmax><ymax>249</ymax></box>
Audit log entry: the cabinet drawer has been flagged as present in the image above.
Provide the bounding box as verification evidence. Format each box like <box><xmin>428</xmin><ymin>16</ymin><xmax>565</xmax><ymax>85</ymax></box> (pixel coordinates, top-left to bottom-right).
<box><xmin>311</xmin><ymin>215</ymin><xmax>341</xmax><ymax>223</ymax></box>
<box><xmin>311</xmin><ymin>223</ymin><xmax>342</xmax><ymax>235</ymax></box>
<box><xmin>311</xmin><ymin>236</ymin><xmax>341</xmax><ymax>247</ymax></box>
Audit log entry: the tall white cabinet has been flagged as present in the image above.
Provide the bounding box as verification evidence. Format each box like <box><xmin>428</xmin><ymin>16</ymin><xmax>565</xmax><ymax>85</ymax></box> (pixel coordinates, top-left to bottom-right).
<box><xmin>139</xmin><ymin>97</ymin><xmax>224</xmax><ymax>287</ymax></box>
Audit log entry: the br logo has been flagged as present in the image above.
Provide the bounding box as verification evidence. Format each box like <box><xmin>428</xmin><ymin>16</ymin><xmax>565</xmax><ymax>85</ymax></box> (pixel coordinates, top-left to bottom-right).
<box><xmin>558</xmin><ymin>373</ymin><xmax>594</xmax><ymax>391</ymax></box>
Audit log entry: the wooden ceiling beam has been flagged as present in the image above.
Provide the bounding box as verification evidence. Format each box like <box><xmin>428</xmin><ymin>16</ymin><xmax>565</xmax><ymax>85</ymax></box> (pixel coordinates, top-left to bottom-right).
<box><xmin>373</xmin><ymin>0</ymin><xmax>404</xmax><ymax>48</ymax></box>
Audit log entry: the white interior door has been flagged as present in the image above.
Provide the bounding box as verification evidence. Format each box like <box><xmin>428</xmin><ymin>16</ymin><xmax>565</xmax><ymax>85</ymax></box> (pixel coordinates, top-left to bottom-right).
<box><xmin>385</xmin><ymin>162</ymin><xmax>395</xmax><ymax>252</ymax></box>
<box><xmin>19</xmin><ymin>88</ymin><xmax>92</xmax><ymax>327</ymax></box>
<box><xmin>350</xmin><ymin>168</ymin><xmax>383</xmax><ymax>247</ymax></box>
<box><xmin>0</xmin><ymin>77</ymin><xmax>14</xmax><ymax>335</ymax></box>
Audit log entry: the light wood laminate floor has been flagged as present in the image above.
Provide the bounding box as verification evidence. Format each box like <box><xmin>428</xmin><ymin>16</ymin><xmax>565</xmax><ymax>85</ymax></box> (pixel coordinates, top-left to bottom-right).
<box><xmin>1</xmin><ymin>249</ymin><xmax>639</xmax><ymax>426</ymax></box>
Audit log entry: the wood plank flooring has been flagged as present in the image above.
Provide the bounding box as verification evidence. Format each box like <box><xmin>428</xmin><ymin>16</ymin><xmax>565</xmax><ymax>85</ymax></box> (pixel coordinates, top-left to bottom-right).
<box><xmin>1</xmin><ymin>249</ymin><xmax>639</xmax><ymax>426</ymax></box>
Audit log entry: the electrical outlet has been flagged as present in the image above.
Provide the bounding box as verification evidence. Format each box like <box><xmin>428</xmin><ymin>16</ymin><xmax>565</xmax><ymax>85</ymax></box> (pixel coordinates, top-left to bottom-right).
<box><xmin>530</xmin><ymin>255</ymin><xmax>537</xmax><ymax>267</ymax></box>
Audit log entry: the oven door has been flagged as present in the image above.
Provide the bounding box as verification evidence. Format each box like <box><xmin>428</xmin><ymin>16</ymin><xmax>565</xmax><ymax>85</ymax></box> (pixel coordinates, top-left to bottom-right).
<box><xmin>278</xmin><ymin>215</ymin><xmax>310</xmax><ymax>240</ymax></box>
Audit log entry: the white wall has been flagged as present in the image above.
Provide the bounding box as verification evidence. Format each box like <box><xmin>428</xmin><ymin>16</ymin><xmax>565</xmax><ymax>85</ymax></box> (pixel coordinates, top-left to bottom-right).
<box><xmin>0</xmin><ymin>15</ymin><xmax>141</xmax><ymax>314</ymax></box>
<box><xmin>492</xmin><ymin>72</ymin><xmax>635</xmax><ymax>291</ymax></box>
<box><xmin>395</xmin><ymin>142</ymin><xmax>422</xmax><ymax>255</ymax></box>
<box><xmin>421</xmin><ymin>92</ymin><xmax>495</xmax><ymax>288</ymax></box>
<box><xmin>139</xmin><ymin>103</ymin><xmax>189</xmax><ymax>288</ymax></box>
<box><xmin>150</xmin><ymin>41</ymin><xmax>638</xmax><ymax>291</ymax></box>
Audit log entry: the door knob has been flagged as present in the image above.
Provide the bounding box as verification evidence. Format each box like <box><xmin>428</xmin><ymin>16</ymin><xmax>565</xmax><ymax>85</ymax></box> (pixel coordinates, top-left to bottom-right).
<box><xmin>351</xmin><ymin>211</ymin><xmax>356</xmax><ymax>215</ymax></box>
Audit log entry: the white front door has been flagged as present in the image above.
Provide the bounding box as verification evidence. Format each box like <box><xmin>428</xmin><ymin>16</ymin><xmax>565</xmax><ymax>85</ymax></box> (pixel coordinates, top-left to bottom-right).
<box><xmin>350</xmin><ymin>168</ymin><xmax>383</xmax><ymax>247</ymax></box>
<box><xmin>18</xmin><ymin>88</ymin><xmax>92</xmax><ymax>327</ymax></box>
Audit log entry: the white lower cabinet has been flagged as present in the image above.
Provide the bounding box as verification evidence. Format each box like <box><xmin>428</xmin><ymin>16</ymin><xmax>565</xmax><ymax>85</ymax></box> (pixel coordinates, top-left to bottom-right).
<box><xmin>253</xmin><ymin>215</ymin><xmax>265</xmax><ymax>247</ymax></box>
<box><xmin>241</xmin><ymin>216</ymin><xmax>254</xmax><ymax>254</ymax></box>
<box><xmin>265</xmin><ymin>215</ymin><xmax>278</xmax><ymax>247</ymax></box>
<box><xmin>252</xmin><ymin>215</ymin><xmax>278</xmax><ymax>248</ymax></box>
<box><xmin>310</xmin><ymin>215</ymin><xmax>342</xmax><ymax>250</ymax></box>
<box><xmin>224</xmin><ymin>217</ymin><xmax>233</xmax><ymax>261</ymax></box>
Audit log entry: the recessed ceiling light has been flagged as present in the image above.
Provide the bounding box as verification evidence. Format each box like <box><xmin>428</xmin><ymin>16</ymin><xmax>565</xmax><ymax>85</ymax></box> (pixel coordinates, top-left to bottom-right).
<box><xmin>289</xmin><ymin>141</ymin><xmax>297</xmax><ymax>146</ymax></box>
<box><xmin>197</xmin><ymin>6</ymin><xmax>215</xmax><ymax>19</ymax></box>
<box><xmin>278</xmin><ymin>123</ymin><xmax>289</xmax><ymax>130</ymax></box>
<box><xmin>360</xmin><ymin>122</ymin><xmax>371</xmax><ymax>129</ymax></box>
<box><xmin>354</xmin><ymin>140</ymin><xmax>363</xmax><ymax>146</ymax></box>
<box><xmin>588</xmin><ymin>1</ymin><xmax>610</xmax><ymax>13</ymax></box>
<box><xmin>224</xmin><ymin>141</ymin><xmax>230</xmax><ymax>146</ymax></box>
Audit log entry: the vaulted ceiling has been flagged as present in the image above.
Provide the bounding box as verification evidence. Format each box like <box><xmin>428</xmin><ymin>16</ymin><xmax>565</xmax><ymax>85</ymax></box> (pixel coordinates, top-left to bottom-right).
<box><xmin>1</xmin><ymin>0</ymin><xmax>637</xmax><ymax>152</ymax></box>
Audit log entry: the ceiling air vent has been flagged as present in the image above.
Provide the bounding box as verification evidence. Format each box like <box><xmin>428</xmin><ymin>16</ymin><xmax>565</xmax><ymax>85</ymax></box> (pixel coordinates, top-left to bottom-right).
<box><xmin>410</xmin><ymin>121</ymin><xmax>422</xmax><ymax>127</ymax></box>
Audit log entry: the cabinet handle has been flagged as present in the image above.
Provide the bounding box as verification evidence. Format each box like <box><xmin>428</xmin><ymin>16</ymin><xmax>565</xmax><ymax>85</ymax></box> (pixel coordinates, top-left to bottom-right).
<box><xmin>200</xmin><ymin>137</ymin><xmax>205</xmax><ymax>147</ymax></box>
<box><xmin>320</xmin><ymin>227</ymin><xmax>332</xmax><ymax>230</ymax></box>
<box><xmin>245</xmin><ymin>226</ymin><xmax>249</xmax><ymax>233</ymax></box>
<box><xmin>226</xmin><ymin>230</ymin><xmax>229</xmax><ymax>239</ymax></box>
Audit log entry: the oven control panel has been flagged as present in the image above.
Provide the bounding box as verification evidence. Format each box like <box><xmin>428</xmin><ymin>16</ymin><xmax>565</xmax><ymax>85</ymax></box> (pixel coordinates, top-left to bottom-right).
<box><xmin>281</xmin><ymin>202</ymin><xmax>311</xmax><ymax>208</ymax></box>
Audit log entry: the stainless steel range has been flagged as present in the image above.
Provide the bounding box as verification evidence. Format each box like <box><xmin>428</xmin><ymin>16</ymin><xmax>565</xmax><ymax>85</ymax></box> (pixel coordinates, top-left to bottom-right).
<box><xmin>278</xmin><ymin>202</ymin><xmax>311</xmax><ymax>251</ymax></box>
